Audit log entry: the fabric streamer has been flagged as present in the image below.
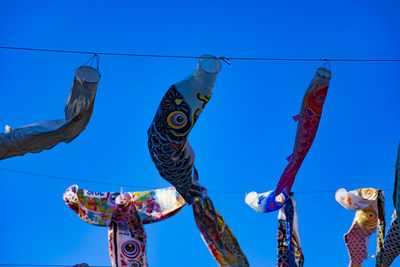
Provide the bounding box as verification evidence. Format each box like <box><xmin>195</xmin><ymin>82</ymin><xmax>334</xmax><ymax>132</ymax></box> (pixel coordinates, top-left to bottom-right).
<box><xmin>335</xmin><ymin>188</ymin><xmax>385</xmax><ymax>267</ymax></box>
<box><xmin>245</xmin><ymin>190</ymin><xmax>289</xmax><ymax>213</ymax></box>
<box><xmin>244</xmin><ymin>67</ymin><xmax>332</xmax><ymax>213</ymax></box>
<box><xmin>275</xmin><ymin>67</ymin><xmax>332</xmax><ymax>196</ymax></box>
<box><xmin>335</xmin><ymin>188</ymin><xmax>375</xmax><ymax>210</ymax></box>
<box><xmin>277</xmin><ymin>194</ymin><xmax>304</xmax><ymax>267</ymax></box>
<box><xmin>376</xmin><ymin>211</ymin><xmax>400</xmax><ymax>267</ymax></box>
<box><xmin>64</xmin><ymin>185</ymin><xmax>185</xmax><ymax>267</ymax></box>
<box><xmin>109</xmin><ymin>193</ymin><xmax>148</xmax><ymax>267</ymax></box>
<box><xmin>0</xmin><ymin>66</ymin><xmax>100</xmax><ymax>160</ymax></box>
<box><xmin>63</xmin><ymin>185</ymin><xmax>185</xmax><ymax>226</ymax></box>
<box><xmin>192</xmin><ymin>195</ymin><xmax>249</xmax><ymax>267</ymax></box>
<box><xmin>147</xmin><ymin>55</ymin><xmax>221</xmax><ymax>204</ymax></box>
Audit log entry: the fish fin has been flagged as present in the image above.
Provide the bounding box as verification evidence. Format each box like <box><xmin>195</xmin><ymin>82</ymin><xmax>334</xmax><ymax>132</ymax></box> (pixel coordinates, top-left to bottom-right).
<box><xmin>292</xmin><ymin>114</ymin><xmax>300</xmax><ymax>122</ymax></box>
<box><xmin>286</xmin><ymin>154</ymin><xmax>293</xmax><ymax>162</ymax></box>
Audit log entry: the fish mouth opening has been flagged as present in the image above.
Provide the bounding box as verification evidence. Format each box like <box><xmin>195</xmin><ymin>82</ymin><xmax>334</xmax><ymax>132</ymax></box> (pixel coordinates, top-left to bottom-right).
<box><xmin>316</xmin><ymin>67</ymin><xmax>332</xmax><ymax>78</ymax></box>
<box><xmin>245</xmin><ymin>191</ymin><xmax>258</xmax><ymax>205</ymax></box>
<box><xmin>76</xmin><ymin>66</ymin><xmax>100</xmax><ymax>83</ymax></box>
<box><xmin>199</xmin><ymin>55</ymin><xmax>221</xmax><ymax>74</ymax></box>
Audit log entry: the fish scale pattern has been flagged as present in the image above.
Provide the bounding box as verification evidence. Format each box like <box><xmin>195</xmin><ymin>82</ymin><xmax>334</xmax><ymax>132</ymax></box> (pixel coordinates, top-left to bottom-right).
<box><xmin>148</xmin><ymin>55</ymin><xmax>220</xmax><ymax>204</ymax></box>
<box><xmin>378</xmin><ymin>213</ymin><xmax>400</xmax><ymax>267</ymax></box>
<box><xmin>345</xmin><ymin>223</ymin><xmax>375</xmax><ymax>266</ymax></box>
<box><xmin>148</xmin><ymin>101</ymin><xmax>202</xmax><ymax>205</ymax></box>
<box><xmin>276</xmin><ymin>67</ymin><xmax>332</xmax><ymax>195</ymax></box>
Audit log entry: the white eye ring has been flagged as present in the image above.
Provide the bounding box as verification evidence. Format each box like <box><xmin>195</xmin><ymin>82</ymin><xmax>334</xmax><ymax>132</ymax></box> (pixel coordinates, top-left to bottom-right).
<box><xmin>275</xmin><ymin>194</ymin><xmax>285</xmax><ymax>204</ymax></box>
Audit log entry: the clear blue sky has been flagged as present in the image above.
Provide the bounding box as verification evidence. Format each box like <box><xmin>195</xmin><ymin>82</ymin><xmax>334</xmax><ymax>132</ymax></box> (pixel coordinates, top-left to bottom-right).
<box><xmin>0</xmin><ymin>1</ymin><xmax>399</xmax><ymax>266</ymax></box>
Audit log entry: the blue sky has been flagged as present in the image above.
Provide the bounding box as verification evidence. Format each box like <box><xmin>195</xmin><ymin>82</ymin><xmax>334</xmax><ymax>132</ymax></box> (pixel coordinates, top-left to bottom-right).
<box><xmin>0</xmin><ymin>1</ymin><xmax>399</xmax><ymax>266</ymax></box>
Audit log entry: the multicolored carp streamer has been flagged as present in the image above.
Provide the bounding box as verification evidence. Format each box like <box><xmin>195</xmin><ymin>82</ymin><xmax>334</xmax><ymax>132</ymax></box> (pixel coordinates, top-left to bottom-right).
<box><xmin>335</xmin><ymin>188</ymin><xmax>385</xmax><ymax>267</ymax></box>
<box><xmin>109</xmin><ymin>193</ymin><xmax>148</xmax><ymax>267</ymax></box>
<box><xmin>277</xmin><ymin>194</ymin><xmax>304</xmax><ymax>267</ymax></box>
<box><xmin>63</xmin><ymin>185</ymin><xmax>185</xmax><ymax>226</ymax></box>
<box><xmin>147</xmin><ymin>55</ymin><xmax>221</xmax><ymax>204</ymax></box>
<box><xmin>394</xmin><ymin>142</ymin><xmax>400</xmax><ymax>228</ymax></box>
<box><xmin>193</xmin><ymin>195</ymin><xmax>249</xmax><ymax>267</ymax></box>
<box><xmin>376</xmin><ymin>211</ymin><xmax>400</xmax><ymax>267</ymax></box>
<box><xmin>275</xmin><ymin>67</ymin><xmax>332</xmax><ymax>195</ymax></box>
<box><xmin>245</xmin><ymin>190</ymin><xmax>289</xmax><ymax>213</ymax></box>
<box><xmin>64</xmin><ymin>186</ymin><xmax>185</xmax><ymax>267</ymax></box>
<box><xmin>0</xmin><ymin>66</ymin><xmax>100</xmax><ymax>160</ymax></box>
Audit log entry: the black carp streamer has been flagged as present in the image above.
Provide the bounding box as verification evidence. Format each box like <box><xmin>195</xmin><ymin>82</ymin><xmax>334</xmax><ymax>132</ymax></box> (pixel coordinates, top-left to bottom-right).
<box><xmin>147</xmin><ymin>55</ymin><xmax>221</xmax><ymax>204</ymax></box>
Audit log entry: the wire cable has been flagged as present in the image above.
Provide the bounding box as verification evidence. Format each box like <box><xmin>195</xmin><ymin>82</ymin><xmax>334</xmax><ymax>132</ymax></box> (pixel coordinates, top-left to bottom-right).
<box><xmin>0</xmin><ymin>167</ymin><xmax>149</xmax><ymax>190</ymax></box>
<box><xmin>0</xmin><ymin>167</ymin><xmax>387</xmax><ymax>194</ymax></box>
<box><xmin>0</xmin><ymin>167</ymin><xmax>253</xmax><ymax>193</ymax></box>
<box><xmin>1</xmin><ymin>46</ymin><xmax>400</xmax><ymax>62</ymax></box>
<box><xmin>0</xmin><ymin>45</ymin><xmax>395</xmax><ymax>193</ymax></box>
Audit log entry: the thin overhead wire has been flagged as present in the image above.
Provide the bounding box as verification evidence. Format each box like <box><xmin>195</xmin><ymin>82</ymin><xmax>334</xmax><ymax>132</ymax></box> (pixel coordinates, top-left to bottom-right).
<box><xmin>0</xmin><ymin>45</ymin><xmax>394</xmax><ymax>195</ymax></box>
<box><xmin>0</xmin><ymin>167</ymin><xmax>149</xmax><ymax>190</ymax></box>
<box><xmin>1</xmin><ymin>46</ymin><xmax>400</xmax><ymax>62</ymax></box>
<box><xmin>0</xmin><ymin>167</ymin><xmax>386</xmax><ymax>194</ymax></box>
<box><xmin>0</xmin><ymin>167</ymin><xmax>249</xmax><ymax>193</ymax></box>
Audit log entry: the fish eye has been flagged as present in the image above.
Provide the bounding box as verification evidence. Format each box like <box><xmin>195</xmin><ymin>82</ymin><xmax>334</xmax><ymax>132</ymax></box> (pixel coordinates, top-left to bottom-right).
<box><xmin>315</xmin><ymin>94</ymin><xmax>326</xmax><ymax>104</ymax></box>
<box><xmin>167</xmin><ymin>111</ymin><xmax>187</xmax><ymax>129</ymax></box>
<box><xmin>122</xmin><ymin>241</ymin><xmax>140</xmax><ymax>259</ymax></box>
<box><xmin>109</xmin><ymin>193</ymin><xmax>120</xmax><ymax>204</ymax></box>
<box><xmin>275</xmin><ymin>194</ymin><xmax>285</xmax><ymax>205</ymax></box>
<box><xmin>366</xmin><ymin>211</ymin><xmax>376</xmax><ymax>220</ymax></box>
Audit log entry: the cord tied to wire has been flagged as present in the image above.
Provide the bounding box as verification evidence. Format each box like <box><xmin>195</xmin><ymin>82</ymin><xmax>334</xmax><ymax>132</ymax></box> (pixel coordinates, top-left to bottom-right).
<box><xmin>322</xmin><ymin>58</ymin><xmax>331</xmax><ymax>70</ymax></box>
<box><xmin>218</xmin><ymin>56</ymin><xmax>231</xmax><ymax>66</ymax></box>
<box><xmin>82</xmin><ymin>53</ymin><xmax>100</xmax><ymax>71</ymax></box>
